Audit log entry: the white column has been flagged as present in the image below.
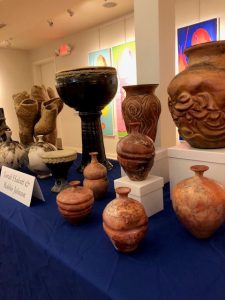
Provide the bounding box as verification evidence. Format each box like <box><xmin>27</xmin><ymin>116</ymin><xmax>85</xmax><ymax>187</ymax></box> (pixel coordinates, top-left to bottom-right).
<box><xmin>134</xmin><ymin>0</ymin><xmax>176</xmax><ymax>148</ymax></box>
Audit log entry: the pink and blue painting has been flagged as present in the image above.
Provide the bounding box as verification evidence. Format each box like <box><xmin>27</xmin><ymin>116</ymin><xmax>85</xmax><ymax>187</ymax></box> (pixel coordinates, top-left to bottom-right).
<box><xmin>178</xmin><ymin>18</ymin><xmax>218</xmax><ymax>72</ymax></box>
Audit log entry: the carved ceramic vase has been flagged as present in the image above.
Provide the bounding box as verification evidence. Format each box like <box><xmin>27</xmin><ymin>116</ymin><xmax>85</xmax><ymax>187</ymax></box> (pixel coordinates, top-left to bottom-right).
<box><xmin>56</xmin><ymin>181</ymin><xmax>94</xmax><ymax>224</ymax></box>
<box><xmin>122</xmin><ymin>84</ymin><xmax>161</xmax><ymax>141</ymax></box>
<box><xmin>0</xmin><ymin>130</ymin><xmax>26</xmax><ymax>170</ymax></box>
<box><xmin>117</xmin><ymin>122</ymin><xmax>155</xmax><ymax>181</ymax></box>
<box><xmin>103</xmin><ymin>187</ymin><xmax>148</xmax><ymax>252</ymax></box>
<box><xmin>41</xmin><ymin>148</ymin><xmax>77</xmax><ymax>192</ymax></box>
<box><xmin>172</xmin><ymin>165</ymin><xmax>225</xmax><ymax>239</ymax></box>
<box><xmin>83</xmin><ymin>152</ymin><xmax>108</xmax><ymax>199</ymax></box>
<box><xmin>27</xmin><ymin>135</ymin><xmax>57</xmax><ymax>178</ymax></box>
<box><xmin>168</xmin><ymin>40</ymin><xmax>225</xmax><ymax>148</ymax></box>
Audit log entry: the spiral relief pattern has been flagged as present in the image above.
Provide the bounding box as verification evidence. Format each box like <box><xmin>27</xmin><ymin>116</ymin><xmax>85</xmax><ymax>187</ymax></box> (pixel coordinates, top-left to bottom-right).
<box><xmin>122</xmin><ymin>85</ymin><xmax>161</xmax><ymax>141</ymax></box>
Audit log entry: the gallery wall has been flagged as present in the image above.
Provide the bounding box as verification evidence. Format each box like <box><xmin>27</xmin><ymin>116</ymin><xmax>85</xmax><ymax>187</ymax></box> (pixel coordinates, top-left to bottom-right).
<box><xmin>0</xmin><ymin>49</ymin><xmax>32</xmax><ymax>141</ymax></box>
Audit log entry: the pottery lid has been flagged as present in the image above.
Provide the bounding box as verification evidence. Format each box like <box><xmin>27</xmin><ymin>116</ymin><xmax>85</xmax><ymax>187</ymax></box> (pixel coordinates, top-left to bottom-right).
<box><xmin>57</xmin><ymin>186</ymin><xmax>94</xmax><ymax>205</ymax></box>
<box><xmin>41</xmin><ymin>147</ymin><xmax>77</xmax><ymax>163</ymax></box>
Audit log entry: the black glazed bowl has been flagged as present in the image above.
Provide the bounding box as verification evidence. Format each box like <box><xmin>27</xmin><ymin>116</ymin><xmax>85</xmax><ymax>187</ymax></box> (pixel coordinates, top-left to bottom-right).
<box><xmin>55</xmin><ymin>67</ymin><xmax>118</xmax><ymax>112</ymax></box>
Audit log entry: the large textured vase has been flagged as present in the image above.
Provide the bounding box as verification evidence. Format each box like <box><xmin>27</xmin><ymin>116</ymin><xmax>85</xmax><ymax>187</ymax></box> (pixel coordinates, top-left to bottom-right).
<box><xmin>117</xmin><ymin>122</ymin><xmax>155</xmax><ymax>181</ymax></box>
<box><xmin>55</xmin><ymin>67</ymin><xmax>118</xmax><ymax>172</ymax></box>
<box><xmin>168</xmin><ymin>40</ymin><xmax>225</xmax><ymax>149</ymax></box>
<box><xmin>103</xmin><ymin>187</ymin><xmax>148</xmax><ymax>252</ymax></box>
<box><xmin>122</xmin><ymin>84</ymin><xmax>161</xmax><ymax>141</ymax></box>
<box><xmin>172</xmin><ymin>165</ymin><xmax>225</xmax><ymax>239</ymax></box>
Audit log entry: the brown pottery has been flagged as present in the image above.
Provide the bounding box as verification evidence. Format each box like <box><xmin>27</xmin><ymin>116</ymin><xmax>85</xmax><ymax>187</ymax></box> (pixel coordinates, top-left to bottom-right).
<box><xmin>172</xmin><ymin>165</ymin><xmax>225</xmax><ymax>239</ymax></box>
<box><xmin>56</xmin><ymin>181</ymin><xmax>94</xmax><ymax>224</ymax></box>
<box><xmin>168</xmin><ymin>40</ymin><xmax>225</xmax><ymax>149</ymax></box>
<box><xmin>103</xmin><ymin>187</ymin><xmax>148</xmax><ymax>252</ymax></box>
<box><xmin>83</xmin><ymin>152</ymin><xmax>108</xmax><ymax>199</ymax></box>
<box><xmin>117</xmin><ymin>122</ymin><xmax>155</xmax><ymax>181</ymax></box>
<box><xmin>122</xmin><ymin>84</ymin><xmax>161</xmax><ymax>141</ymax></box>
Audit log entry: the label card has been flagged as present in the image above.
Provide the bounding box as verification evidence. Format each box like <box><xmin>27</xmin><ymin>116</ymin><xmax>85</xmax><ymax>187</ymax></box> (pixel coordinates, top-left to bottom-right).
<box><xmin>0</xmin><ymin>166</ymin><xmax>45</xmax><ymax>207</ymax></box>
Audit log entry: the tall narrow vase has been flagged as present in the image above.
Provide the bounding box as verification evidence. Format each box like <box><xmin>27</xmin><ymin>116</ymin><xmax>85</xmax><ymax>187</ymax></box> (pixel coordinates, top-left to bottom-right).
<box><xmin>122</xmin><ymin>84</ymin><xmax>161</xmax><ymax>142</ymax></box>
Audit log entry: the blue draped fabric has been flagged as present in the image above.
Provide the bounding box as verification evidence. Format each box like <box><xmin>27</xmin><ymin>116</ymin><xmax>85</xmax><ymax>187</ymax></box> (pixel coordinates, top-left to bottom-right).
<box><xmin>0</xmin><ymin>155</ymin><xmax>225</xmax><ymax>300</ymax></box>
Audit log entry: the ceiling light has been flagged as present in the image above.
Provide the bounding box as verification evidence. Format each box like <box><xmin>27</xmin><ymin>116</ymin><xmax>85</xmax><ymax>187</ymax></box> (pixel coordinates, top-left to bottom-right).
<box><xmin>103</xmin><ymin>0</ymin><xmax>117</xmax><ymax>8</ymax></box>
<box><xmin>67</xmin><ymin>9</ymin><xmax>74</xmax><ymax>17</ymax></box>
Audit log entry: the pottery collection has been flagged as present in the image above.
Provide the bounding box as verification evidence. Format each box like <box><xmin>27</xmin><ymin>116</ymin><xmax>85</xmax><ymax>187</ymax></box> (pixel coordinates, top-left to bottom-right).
<box><xmin>0</xmin><ymin>130</ymin><xmax>26</xmax><ymax>170</ymax></box>
<box><xmin>27</xmin><ymin>135</ymin><xmax>57</xmax><ymax>178</ymax></box>
<box><xmin>83</xmin><ymin>152</ymin><xmax>108</xmax><ymax>199</ymax></box>
<box><xmin>56</xmin><ymin>180</ymin><xmax>94</xmax><ymax>224</ymax></box>
<box><xmin>103</xmin><ymin>187</ymin><xmax>148</xmax><ymax>252</ymax></box>
<box><xmin>55</xmin><ymin>66</ymin><xmax>118</xmax><ymax>172</ymax></box>
<box><xmin>168</xmin><ymin>40</ymin><xmax>225</xmax><ymax>149</ymax></box>
<box><xmin>122</xmin><ymin>84</ymin><xmax>161</xmax><ymax>142</ymax></box>
<box><xmin>172</xmin><ymin>165</ymin><xmax>225</xmax><ymax>239</ymax></box>
<box><xmin>117</xmin><ymin>122</ymin><xmax>155</xmax><ymax>181</ymax></box>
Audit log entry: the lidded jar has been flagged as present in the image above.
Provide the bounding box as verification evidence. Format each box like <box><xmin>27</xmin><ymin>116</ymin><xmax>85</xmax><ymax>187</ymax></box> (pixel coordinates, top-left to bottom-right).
<box><xmin>103</xmin><ymin>187</ymin><xmax>148</xmax><ymax>252</ymax></box>
<box><xmin>56</xmin><ymin>181</ymin><xmax>94</xmax><ymax>224</ymax></box>
<box><xmin>0</xmin><ymin>130</ymin><xmax>26</xmax><ymax>169</ymax></box>
<box><xmin>27</xmin><ymin>135</ymin><xmax>57</xmax><ymax>178</ymax></box>
<box><xmin>172</xmin><ymin>165</ymin><xmax>225</xmax><ymax>238</ymax></box>
<box><xmin>83</xmin><ymin>152</ymin><xmax>108</xmax><ymax>199</ymax></box>
<box><xmin>117</xmin><ymin>122</ymin><xmax>155</xmax><ymax>181</ymax></box>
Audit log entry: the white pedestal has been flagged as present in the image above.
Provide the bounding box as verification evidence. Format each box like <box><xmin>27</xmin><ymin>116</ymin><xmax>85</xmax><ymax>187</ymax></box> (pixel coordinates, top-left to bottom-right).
<box><xmin>120</xmin><ymin>147</ymin><xmax>169</xmax><ymax>184</ymax></box>
<box><xmin>114</xmin><ymin>175</ymin><xmax>164</xmax><ymax>217</ymax></box>
<box><xmin>168</xmin><ymin>141</ymin><xmax>225</xmax><ymax>198</ymax></box>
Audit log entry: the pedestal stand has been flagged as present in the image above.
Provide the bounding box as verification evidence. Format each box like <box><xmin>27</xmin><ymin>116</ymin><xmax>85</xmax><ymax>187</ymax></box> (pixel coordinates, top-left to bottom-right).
<box><xmin>114</xmin><ymin>175</ymin><xmax>164</xmax><ymax>217</ymax></box>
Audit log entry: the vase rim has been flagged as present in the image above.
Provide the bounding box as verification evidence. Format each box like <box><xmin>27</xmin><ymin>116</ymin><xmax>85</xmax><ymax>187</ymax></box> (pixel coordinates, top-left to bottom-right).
<box><xmin>184</xmin><ymin>40</ymin><xmax>225</xmax><ymax>57</ymax></box>
<box><xmin>56</xmin><ymin>66</ymin><xmax>117</xmax><ymax>78</ymax></box>
<box><xmin>123</xmin><ymin>84</ymin><xmax>158</xmax><ymax>89</ymax></box>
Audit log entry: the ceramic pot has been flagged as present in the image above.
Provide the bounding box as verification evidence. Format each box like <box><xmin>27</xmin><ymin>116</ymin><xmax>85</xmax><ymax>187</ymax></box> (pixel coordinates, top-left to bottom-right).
<box><xmin>56</xmin><ymin>180</ymin><xmax>94</xmax><ymax>224</ymax></box>
<box><xmin>0</xmin><ymin>130</ymin><xmax>26</xmax><ymax>169</ymax></box>
<box><xmin>55</xmin><ymin>66</ymin><xmax>118</xmax><ymax>172</ymax></box>
<box><xmin>117</xmin><ymin>122</ymin><xmax>155</xmax><ymax>181</ymax></box>
<box><xmin>0</xmin><ymin>108</ymin><xmax>10</xmax><ymax>141</ymax></box>
<box><xmin>168</xmin><ymin>41</ymin><xmax>225</xmax><ymax>149</ymax></box>
<box><xmin>83</xmin><ymin>152</ymin><xmax>108</xmax><ymax>199</ymax></box>
<box><xmin>172</xmin><ymin>165</ymin><xmax>225</xmax><ymax>238</ymax></box>
<box><xmin>103</xmin><ymin>187</ymin><xmax>148</xmax><ymax>252</ymax></box>
<box><xmin>122</xmin><ymin>84</ymin><xmax>161</xmax><ymax>142</ymax></box>
<box><xmin>41</xmin><ymin>148</ymin><xmax>77</xmax><ymax>192</ymax></box>
<box><xmin>27</xmin><ymin>135</ymin><xmax>57</xmax><ymax>178</ymax></box>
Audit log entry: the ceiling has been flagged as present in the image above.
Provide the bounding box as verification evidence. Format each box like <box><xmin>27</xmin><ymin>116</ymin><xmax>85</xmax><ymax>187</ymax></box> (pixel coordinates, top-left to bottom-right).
<box><xmin>0</xmin><ymin>0</ymin><xmax>134</xmax><ymax>50</ymax></box>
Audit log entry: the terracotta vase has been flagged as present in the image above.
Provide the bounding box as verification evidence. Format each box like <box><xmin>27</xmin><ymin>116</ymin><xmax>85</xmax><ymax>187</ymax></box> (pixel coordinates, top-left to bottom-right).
<box><xmin>27</xmin><ymin>135</ymin><xmax>57</xmax><ymax>178</ymax></box>
<box><xmin>122</xmin><ymin>84</ymin><xmax>161</xmax><ymax>141</ymax></box>
<box><xmin>56</xmin><ymin>180</ymin><xmax>94</xmax><ymax>224</ymax></box>
<box><xmin>83</xmin><ymin>152</ymin><xmax>108</xmax><ymax>199</ymax></box>
<box><xmin>168</xmin><ymin>40</ymin><xmax>225</xmax><ymax>149</ymax></box>
<box><xmin>172</xmin><ymin>165</ymin><xmax>225</xmax><ymax>239</ymax></box>
<box><xmin>103</xmin><ymin>187</ymin><xmax>148</xmax><ymax>252</ymax></box>
<box><xmin>0</xmin><ymin>130</ymin><xmax>26</xmax><ymax>170</ymax></box>
<box><xmin>117</xmin><ymin>122</ymin><xmax>155</xmax><ymax>181</ymax></box>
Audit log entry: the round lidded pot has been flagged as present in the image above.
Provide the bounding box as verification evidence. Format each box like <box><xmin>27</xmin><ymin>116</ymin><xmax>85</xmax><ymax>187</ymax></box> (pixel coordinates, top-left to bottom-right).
<box><xmin>56</xmin><ymin>181</ymin><xmax>94</xmax><ymax>224</ymax></box>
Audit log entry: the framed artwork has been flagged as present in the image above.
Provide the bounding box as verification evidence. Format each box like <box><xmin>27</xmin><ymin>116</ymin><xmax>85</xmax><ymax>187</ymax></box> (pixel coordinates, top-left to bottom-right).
<box><xmin>177</xmin><ymin>18</ymin><xmax>218</xmax><ymax>72</ymax></box>
<box><xmin>88</xmin><ymin>48</ymin><xmax>114</xmax><ymax>136</ymax></box>
<box><xmin>111</xmin><ymin>41</ymin><xmax>137</xmax><ymax>137</ymax></box>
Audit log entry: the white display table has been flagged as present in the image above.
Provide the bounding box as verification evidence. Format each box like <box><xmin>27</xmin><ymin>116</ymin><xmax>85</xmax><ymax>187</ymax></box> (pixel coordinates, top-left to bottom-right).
<box><xmin>114</xmin><ymin>174</ymin><xmax>164</xmax><ymax>217</ymax></box>
<box><xmin>168</xmin><ymin>141</ymin><xmax>225</xmax><ymax>198</ymax></box>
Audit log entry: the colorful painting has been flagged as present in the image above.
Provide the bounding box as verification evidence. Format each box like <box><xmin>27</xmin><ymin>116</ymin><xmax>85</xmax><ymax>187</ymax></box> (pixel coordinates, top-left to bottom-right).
<box><xmin>88</xmin><ymin>48</ymin><xmax>114</xmax><ymax>136</ymax></box>
<box><xmin>111</xmin><ymin>41</ymin><xmax>137</xmax><ymax>137</ymax></box>
<box><xmin>178</xmin><ymin>18</ymin><xmax>218</xmax><ymax>72</ymax></box>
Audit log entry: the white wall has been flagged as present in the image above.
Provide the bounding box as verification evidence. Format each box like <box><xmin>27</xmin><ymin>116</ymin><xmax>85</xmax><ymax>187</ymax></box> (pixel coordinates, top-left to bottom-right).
<box><xmin>29</xmin><ymin>14</ymin><xmax>135</xmax><ymax>159</ymax></box>
<box><xmin>0</xmin><ymin>49</ymin><xmax>32</xmax><ymax>141</ymax></box>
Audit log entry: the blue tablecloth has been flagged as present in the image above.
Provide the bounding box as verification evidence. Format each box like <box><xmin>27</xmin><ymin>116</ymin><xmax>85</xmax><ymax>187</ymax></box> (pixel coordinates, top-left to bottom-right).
<box><xmin>0</xmin><ymin>156</ymin><xmax>225</xmax><ymax>300</ymax></box>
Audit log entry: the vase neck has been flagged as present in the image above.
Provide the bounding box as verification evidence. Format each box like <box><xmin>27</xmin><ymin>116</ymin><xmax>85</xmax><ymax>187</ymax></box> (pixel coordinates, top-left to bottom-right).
<box><xmin>90</xmin><ymin>152</ymin><xmax>98</xmax><ymax>163</ymax></box>
<box><xmin>36</xmin><ymin>135</ymin><xmax>44</xmax><ymax>143</ymax></box>
<box><xmin>116</xmin><ymin>187</ymin><xmax>131</xmax><ymax>199</ymax></box>
<box><xmin>191</xmin><ymin>165</ymin><xmax>209</xmax><ymax>177</ymax></box>
<box><xmin>129</xmin><ymin>122</ymin><xmax>141</xmax><ymax>134</ymax></box>
<box><xmin>5</xmin><ymin>130</ymin><xmax>12</xmax><ymax>142</ymax></box>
